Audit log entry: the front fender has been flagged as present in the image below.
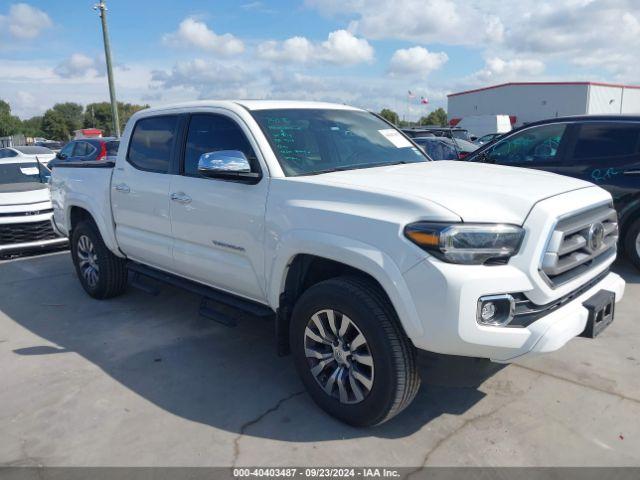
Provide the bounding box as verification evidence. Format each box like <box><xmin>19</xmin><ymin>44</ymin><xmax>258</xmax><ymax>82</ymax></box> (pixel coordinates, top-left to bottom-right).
<box><xmin>267</xmin><ymin>229</ymin><xmax>424</xmax><ymax>339</ymax></box>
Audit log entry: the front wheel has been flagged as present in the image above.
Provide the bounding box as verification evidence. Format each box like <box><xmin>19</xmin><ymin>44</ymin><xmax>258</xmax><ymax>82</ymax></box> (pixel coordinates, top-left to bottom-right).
<box><xmin>290</xmin><ymin>276</ymin><xmax>420</xmax><ymax>427</ymax></box>
<box><xmin>71</xmin><ymin>220</ymin><xmax>128</xmax><ymax>299</ymax></box>
<box><xmin>624</xmin><ymin>217</ymin><xmax>640</xmax><ymax>271</ymax></box>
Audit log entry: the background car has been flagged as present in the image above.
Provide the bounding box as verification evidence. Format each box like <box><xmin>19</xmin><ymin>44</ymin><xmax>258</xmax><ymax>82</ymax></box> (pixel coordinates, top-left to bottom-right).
<box><xmin>0</xmin><ymin>157</ymin><xmax>67</xmax><ymax>257</ymax></box>
<box><xmin>0</xmin><ymin>146</ymin><xmax>56</xmax><ymax>166</ymax></box>
<box><xmin>34</xmin><ymin>140</ymin><xmax>65</xmax><ymax>153</ymax></box>
<box><xmin>402</xmin><ymin>126</ymin><xmax>473</xmax><ymax>141</ymax></box>
<box><xmin>464</xmin><ymin>115</ymin><xmax>640</xmax><ymax>270</ymax></box>
<box><xmin>475</xmin><ymin>133</ymin><xmax>503</xmax><ymax>145</ymax></box>
<box><xmin>413</xmin><ymin>136</ymin><xmax>479</xmax><ymax>160</ymax></box>
<box><xmin>48</xmin><ymin>138</ymin><xmax>119</xmax><ymax>168</ymax></box>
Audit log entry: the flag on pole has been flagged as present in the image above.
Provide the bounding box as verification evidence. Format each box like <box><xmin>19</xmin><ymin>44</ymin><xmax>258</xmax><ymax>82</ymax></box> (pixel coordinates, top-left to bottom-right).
<box><xmin>420</xmin><ymin>96</ymin><xmax>429</xmax><ymax>105</ymax></box>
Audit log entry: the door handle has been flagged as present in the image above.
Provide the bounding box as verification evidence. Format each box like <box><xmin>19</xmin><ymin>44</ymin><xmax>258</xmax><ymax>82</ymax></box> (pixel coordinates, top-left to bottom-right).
<box><xmin>170</xmin><ymin>192</ymin><xmax>192</xmax><ymax>204</ymax></box>
<box><xmin>114</xmin><ymin>183</ymin><xmax>130</xmax><ymax>193</ymax></box>
<box><xmin>623</xmin><ymin>170</ymin><xmax>640</xmax><ymax>176</ymax></box>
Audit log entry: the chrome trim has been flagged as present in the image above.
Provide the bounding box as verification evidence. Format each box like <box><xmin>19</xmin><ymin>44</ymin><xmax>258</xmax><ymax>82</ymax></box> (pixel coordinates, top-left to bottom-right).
<box><xmin>539</xmin><ymin>202</ymin><xmax>618</xmax><ymax>289</ymax></box>
<box><xmin>476</xmin><ymin>294</ymin><xmax>515</xmax><ymax>327</ymax></box>
<box><xmin>0</xmin><ymin>237</ymin><xmax>67</xmax><ymax>253</ymax></box>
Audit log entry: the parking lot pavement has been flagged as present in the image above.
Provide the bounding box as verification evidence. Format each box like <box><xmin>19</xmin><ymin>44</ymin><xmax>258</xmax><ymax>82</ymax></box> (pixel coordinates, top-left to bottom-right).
<box><xmin>0</xmin><ymin>251</ymin><xmax>639</xmax><ymax>467</ymax></box>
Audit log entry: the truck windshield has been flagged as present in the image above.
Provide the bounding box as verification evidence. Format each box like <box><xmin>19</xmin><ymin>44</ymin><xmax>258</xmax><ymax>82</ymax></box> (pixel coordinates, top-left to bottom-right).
<box><xmin>251</xmin><ymin>109</ymin><xmax>428</xmax><ymax>176</ymax></box>
<box><xmin>0</xmin><ymin>162</ymin><xmax>50</xmax><ymax>186</ymax></box>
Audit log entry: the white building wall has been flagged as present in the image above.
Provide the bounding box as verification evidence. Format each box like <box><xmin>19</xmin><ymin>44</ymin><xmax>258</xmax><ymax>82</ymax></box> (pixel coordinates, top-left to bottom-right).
<box><xmin>448</xmin><ymin>84</ymin><xmax>590</xmax><ymax>127</ymax></box>
<box><xmin>588</xmin><ymin>85</ymin><xmax>624</xmax><ymax>114</ymax></box>
<box><xmin>621</xmin><ymin>88</ymin><xmax>640</xmax><ymax>114</ymax></box>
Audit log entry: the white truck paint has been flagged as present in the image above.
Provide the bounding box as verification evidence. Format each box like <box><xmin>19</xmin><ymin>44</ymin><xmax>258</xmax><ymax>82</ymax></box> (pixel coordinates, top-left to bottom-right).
<box><xmin>50</xmin><ymin>101</ymin><xmax>625</xmax><ymax>425</ymax></box>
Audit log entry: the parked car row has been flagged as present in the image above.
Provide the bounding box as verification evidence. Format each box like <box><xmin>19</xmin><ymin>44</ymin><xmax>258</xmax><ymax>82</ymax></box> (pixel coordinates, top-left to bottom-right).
<box><xmin>0</xmin><ymin>138</ymin><xmax>119</xmax><ymax>258</ymax></box>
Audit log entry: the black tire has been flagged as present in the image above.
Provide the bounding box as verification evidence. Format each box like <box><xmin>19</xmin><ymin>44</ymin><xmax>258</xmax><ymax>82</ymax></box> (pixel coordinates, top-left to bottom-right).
<box><xmin>71</xmin><ymin>220</ymin><xmax>128</xmax><ymax>299</ymax></box>
<box><xmin>624</xmin><ymin>217</ymin><xmax>640</xmax><ymax>271</ymax></box>
<box><xmin>290</xmin><ymin>276</ymin><xmax>420</xmax><ymax>427</ymax></box>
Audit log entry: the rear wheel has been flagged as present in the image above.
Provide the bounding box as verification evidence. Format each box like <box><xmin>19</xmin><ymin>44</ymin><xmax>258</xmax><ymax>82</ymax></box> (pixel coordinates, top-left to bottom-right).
<box><xmin>71</xmin><ymin>220</ymin><xmax>128</xmax><ymax>299</ymax></box>
<box><xmin>624</xmin><ymin>217</ymin><xmax>640</xmax><ymax>271</ymax></box>
<box><xmin>290</xmin><ymin>276</ymin><xmax>420</xmax><ymax>426</ymax></box>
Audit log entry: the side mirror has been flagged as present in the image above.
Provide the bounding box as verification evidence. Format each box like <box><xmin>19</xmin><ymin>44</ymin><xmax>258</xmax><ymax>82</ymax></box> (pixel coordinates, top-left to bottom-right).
<box><xmin>197</xmin><ymin>150</ymin><xmax>260</xmax><ymax>183</ymax></box>
<box><xmin>56</xmin><ymin>152</ymin><xmax>67</xmax><ymax>160</ymax></box>
<box><xmin>470</xmin><ymin>136</ymin><xmax>478</xmax><ymax>142</ymax></box>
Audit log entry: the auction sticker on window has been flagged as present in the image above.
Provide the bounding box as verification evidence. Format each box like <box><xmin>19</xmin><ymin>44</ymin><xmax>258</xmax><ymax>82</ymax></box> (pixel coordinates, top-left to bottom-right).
<box><xmin>378</xmin><ymin>129</ymin><xmax>412</xmax><ymax>148</ymax></box>
<box><xmin>20</xmin><ymin>167</ymin><xmax>40</xmax><ymax>175</ymax></box>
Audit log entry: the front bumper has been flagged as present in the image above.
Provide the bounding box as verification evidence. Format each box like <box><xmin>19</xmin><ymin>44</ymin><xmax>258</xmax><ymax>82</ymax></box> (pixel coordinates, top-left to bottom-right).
<box><xmin>403</xmin><ymin>258</ymin><xmax>625</xmax><ymax>362</ymax></box>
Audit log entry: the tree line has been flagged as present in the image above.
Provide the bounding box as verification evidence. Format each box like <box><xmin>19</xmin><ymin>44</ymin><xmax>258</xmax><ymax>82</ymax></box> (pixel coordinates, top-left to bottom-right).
<box><xmin>379</xmin><ymin>107</ymin><xmax>448</xmax><ymax>127</ymax></box>
<box><xmin>0</xmin><ymin>99</ymin><xmax>149</xmax><ymax>140</ymax></box>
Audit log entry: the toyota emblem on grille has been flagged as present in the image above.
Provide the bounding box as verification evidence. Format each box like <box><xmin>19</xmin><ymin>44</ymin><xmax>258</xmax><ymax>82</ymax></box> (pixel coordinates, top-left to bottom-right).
<box><xmin>587</xmin><ymin>222</ymin><xmax>605</xmax><ymax>251</ymax></box>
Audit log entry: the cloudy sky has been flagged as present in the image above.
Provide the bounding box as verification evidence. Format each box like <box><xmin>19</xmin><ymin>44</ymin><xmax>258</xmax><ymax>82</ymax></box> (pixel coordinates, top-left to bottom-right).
<box><xmin>1</xmin><ymin>0</ymin><xmax>639</xmax><ymax>119</ymax></box>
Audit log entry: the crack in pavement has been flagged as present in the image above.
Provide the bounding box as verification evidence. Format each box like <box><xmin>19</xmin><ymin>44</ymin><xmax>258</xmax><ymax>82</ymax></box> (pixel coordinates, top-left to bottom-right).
<box><xmin>512</xmin><ymin>363</ymin><xmax>640</xmax><ymax>404</ymax></box>
<box><xmin>232</xmin><ymin>390</ymin><xmax>306</xmax><ymax>467</ymax></box>
<box><xmin>404</xmin><ymin>372</ymin><xmax>543</xmax><ymax>475</ymax></box>
<box><xmin>404</xmin><ymin>403</ymin><xmax>506</xmax><ymax>478</ymax></box>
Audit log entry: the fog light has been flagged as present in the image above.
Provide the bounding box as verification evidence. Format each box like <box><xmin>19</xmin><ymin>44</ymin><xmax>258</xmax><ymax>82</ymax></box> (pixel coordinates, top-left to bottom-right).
<box><xmin>477</xmin><ymin>294</ymin><xmax>515</xmax><ymax>326</ymax></box>
<box><xmin>481</xmin><ymin>302</ymin><xmax>497</xmax><ymax>322</ymax></box>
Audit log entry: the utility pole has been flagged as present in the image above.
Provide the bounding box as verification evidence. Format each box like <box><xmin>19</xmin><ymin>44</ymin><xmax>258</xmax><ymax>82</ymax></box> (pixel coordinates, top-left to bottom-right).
<box><xmin>94</xmin><ymin>0</ymin><xmax>120</xmax><ymax>137</ymax></box>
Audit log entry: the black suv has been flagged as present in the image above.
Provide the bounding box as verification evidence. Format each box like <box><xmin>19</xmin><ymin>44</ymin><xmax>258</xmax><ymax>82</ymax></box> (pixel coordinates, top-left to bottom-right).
<box><xmin>464</xmin><ymin>115</ymin><xmax>640</xmax><ymax>269</ymax></box>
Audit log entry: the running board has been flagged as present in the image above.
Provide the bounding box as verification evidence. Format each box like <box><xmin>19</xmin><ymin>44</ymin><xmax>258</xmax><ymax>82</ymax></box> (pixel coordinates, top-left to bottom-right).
<box><xmin>127</xmin><ymin>262</ymin><xmax>274</xmax><ymax>322</ymax></box>
<box><xmin>129</xmin><ymin>271</ymin><xmax>161</xmax><ymax>296</ymax></box>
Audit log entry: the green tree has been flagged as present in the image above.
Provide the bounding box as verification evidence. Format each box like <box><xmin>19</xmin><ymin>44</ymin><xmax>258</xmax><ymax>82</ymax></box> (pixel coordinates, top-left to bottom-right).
<box><xmin>0</xmin><ymin>99</ymin><xmax>21</xmax><ymax>137</ymax></box>
<box><xmin>84</xmin><ymin>102</ymin><xmax>149</xmax><ymax>136</ymax></box>
<box><xmin>52</xmin><ymin>102</ymin><xmax>84</xmax><ymax>134</ymax></box>
<box><xmin>418</xmin><ymin>108</ymin><xmax>448</xmax><ymax>127</ymax></box>
<box><xmin>20</xmin><ymin>116</ymin><xmax>45</xmax><ymax>138</ymax></box>
<box><xmin>41</xmin><ymin>109</ymin><xmax>70</xmax><ymax>140</ymax></box>
<box><xmin>379</xmin><ymin>108</ymin><xmax>399</xmax><ymax>125</ymax></box>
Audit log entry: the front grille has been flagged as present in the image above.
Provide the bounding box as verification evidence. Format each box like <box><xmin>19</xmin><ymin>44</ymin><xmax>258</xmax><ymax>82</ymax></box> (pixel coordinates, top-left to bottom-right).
<box><xmin>540</xmin><ymin>204</ymin><xmax>618</xmax><ymax>288</ymax></box>
<box><xmin>0</xmin><ymin>220</ymin><xmax>57</xmax><ymax>245</ymax></box>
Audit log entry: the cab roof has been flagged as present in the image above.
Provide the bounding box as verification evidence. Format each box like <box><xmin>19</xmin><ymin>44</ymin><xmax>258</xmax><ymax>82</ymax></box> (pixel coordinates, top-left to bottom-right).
<box><xmin>140</xmin><ymin>100</ymin><xmax>363</xmax><ymax>114</ymax></box>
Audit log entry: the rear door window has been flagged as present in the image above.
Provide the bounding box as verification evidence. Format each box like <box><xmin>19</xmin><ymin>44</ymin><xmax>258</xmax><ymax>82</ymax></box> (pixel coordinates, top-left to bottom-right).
<box><xmin>127</xmin><ymin>115</ymin><xmax>179</xmax><ymax>173</ymax></box>
<box><xmin>571</xmin><ymin>123</ymin><xmax>640</xmax><ymax>160</ymax></box>
<box><xmin>72</xmin><ymin>142</ymin><xmax>90</xmax><ymax>157</ymax></box>
<box><xmin>106</xmin><ymin>140</ymin><xmax>119</xmax><ymax>156</ymax></box>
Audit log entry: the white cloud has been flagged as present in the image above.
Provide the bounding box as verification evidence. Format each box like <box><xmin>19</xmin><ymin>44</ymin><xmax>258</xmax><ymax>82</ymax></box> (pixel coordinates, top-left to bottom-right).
<box><xmin>0</xmin><ymin>3</ymin><xmax>52</xmax><ymax>40</ymax></box>
<box><xmin>388</xmin><ymin>47</ymin><xmax>448</xmax><ymax>77</ymax></box>
<box><xmin>151</xmin><ymin>58</ymin><xmax>248</xmax><ymax>96</ymax></box>
<box><xmin>163</xmin><ymin>18</ymin><xmax>244</xmax><ymax>56</ymax></box>
<box><xmin>256</xmin><ymin>29</ymin><xmax>373</xmax><ymax>65</ymax></box>
<box><xmin>54</xmin><ymin>53</ymin><xmax>105</xmax><ymax>79</ymax></box>
<box><xmin>307</xmin><ymin>0</ymin><xmax>502</xmax><ymax>46</ymax></box>
<box><xmin>307</xmin><ymin>0</ymin><xmax>640</xmax><ymax>83</ymax></box>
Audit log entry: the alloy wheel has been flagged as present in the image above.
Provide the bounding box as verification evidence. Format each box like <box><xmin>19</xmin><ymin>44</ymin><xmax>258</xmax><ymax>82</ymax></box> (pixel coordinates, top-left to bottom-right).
<box><xmin>304</xmin><ymin>309</ymin><xmax>374</xmax><ymax>404</ymax></box>
<box><xmin>77</xmin><ymin>234</ymin><xmax>100</xmax><ymax>288</ymax></box>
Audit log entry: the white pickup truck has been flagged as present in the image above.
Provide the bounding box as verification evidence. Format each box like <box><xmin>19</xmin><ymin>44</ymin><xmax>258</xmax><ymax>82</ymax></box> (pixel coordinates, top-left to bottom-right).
<box><xmin>51</xmin><ymin>101</ymin><xmax>625</xmax><ymax>426</ymax></box>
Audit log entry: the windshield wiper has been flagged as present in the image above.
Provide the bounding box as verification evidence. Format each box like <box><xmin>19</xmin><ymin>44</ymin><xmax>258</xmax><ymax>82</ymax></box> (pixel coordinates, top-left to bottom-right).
<box><xmin>301</xmin><ymin>161</ymin><xmax>409</xmax><ymax>176</ymax></box>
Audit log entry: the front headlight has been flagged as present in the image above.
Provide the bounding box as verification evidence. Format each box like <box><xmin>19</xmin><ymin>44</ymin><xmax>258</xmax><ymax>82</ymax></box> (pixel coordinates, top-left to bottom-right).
<box><xmin>404</xmin><ymin>222</ymin><xmax>525</xmax><ymax>265</ymax></box>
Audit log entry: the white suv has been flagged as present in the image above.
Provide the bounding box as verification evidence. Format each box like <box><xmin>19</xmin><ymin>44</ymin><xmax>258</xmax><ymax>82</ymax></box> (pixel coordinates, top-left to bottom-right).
<box><xmin>50</xmin><ymin>101</ymin><xmax>625</xmax><ymax>425</ymax></box>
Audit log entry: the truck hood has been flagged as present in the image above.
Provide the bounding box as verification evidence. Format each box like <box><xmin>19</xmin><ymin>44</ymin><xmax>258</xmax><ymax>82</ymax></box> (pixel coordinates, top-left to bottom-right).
<box><xmin>304</xmin><ymin>161</ymin><xmax>594</xmax><ymax>224</ymax></box>
<box><xmin>0</xmin><ymin>183</ymin><xmax>50</xmax><ymax>207</ymax></box>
